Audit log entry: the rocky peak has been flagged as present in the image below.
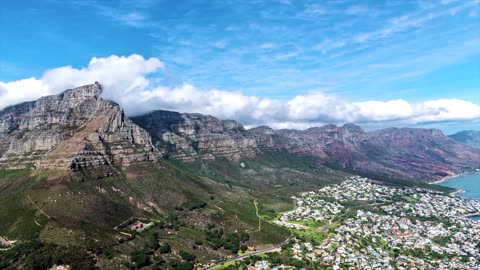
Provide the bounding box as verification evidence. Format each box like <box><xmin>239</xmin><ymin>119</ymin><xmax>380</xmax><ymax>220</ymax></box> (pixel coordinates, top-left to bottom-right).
<box><xmin>341</xmin><ymin>123</ymin><xmax>365</xmax><ymax>133</ymax></box>
<box><xmin>0</xmin><ymin>83</ymin><xmax>156</xmax><ymax>170</ymax></box>
<box><xmin>368</xmin><ymin>127</ymin><xmax>448</xmax><ymax>146</ymax></box>
<box><xmin>248</xmin><ymin>126</ymin><xmax>275</xmax><ymax>135</ymax></box>
<box><xmin>61</xmin><ymin>82</ymin><xmax>102</xmax><ymax>101</ymax></box>
<box><xmin>32</xmin><ymin>83</ymin><xmax>102</xmax><ymax>112</ymax></box>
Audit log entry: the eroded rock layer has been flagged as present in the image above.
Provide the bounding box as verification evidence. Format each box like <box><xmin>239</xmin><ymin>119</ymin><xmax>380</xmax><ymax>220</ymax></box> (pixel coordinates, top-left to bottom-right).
<box><xmin>0</xmin><ymin>83</ymin><xmax>156</xmax><ymax>170</ymax></box>
<box><xmin>133</xmin><ymin>111</ymin><xmax>480</xmax><ymax>181</ymax></box>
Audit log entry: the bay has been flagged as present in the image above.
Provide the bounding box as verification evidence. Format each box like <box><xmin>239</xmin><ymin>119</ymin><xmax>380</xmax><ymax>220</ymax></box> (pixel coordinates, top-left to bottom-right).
<box><xmin>438</xmin><ymin>173</ymin><xmax>480</xmax><ymax>200</ymax></box>
<box><xmin>438</xmin><ymin>173</ymin><xmax>480</xmax><ymax>220</ymax></box>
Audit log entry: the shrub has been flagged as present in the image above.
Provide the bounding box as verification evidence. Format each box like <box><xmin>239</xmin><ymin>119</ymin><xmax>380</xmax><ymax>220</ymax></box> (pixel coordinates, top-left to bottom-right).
<box><xmin>130</xmin><ymin>250</ymin><xmax>149</xmax><ymax>268</ymax></box>
<box><xmin>159</xmin><ymin>244</ymin><xmax>171</xmax><ymax>254</ymax></box>
<box><xmin>179</xmin><ymin>250</ymin><xmax>196</xmax><ymax>262</ymax></box>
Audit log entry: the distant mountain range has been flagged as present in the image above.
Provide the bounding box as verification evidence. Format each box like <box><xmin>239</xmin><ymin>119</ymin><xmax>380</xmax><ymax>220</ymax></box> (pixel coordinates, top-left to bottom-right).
<box><xmin>450</xmin><ymin>130</ymin><xmax>480</xmax><ymax>149</ymax></box>
<box><xmin>1</xmin><ymin>83</ymin><xmax>479</xmax><ymax>182</ymax></box>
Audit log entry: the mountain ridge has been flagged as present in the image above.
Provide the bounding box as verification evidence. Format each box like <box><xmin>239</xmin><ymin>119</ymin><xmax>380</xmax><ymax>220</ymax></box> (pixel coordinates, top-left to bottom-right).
<box><xmin>450</xmin><ymin>130</ymin><xmax>480</xmax><ymax>149</ymax></box>
<box><xmin>1</xmin><ymin>83</ymin><xmax>479</xmax><ymax>182</ymax></box>
<box><xmin>131</xmin><ymin>108</ymin><xmax>480</xmax><ymax>181</ymax></box>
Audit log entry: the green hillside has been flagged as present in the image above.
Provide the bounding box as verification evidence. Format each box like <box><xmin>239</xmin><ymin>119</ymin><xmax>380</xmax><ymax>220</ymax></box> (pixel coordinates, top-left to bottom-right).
<box><xmin>0</xmin><ymin>151</ymin><xmax>455</xmax><ymax>269</ymax></box>
<box><xmin>0</xmin><ymin>158</ymin><xmax>299</xmax><ymax>269</ymax></box>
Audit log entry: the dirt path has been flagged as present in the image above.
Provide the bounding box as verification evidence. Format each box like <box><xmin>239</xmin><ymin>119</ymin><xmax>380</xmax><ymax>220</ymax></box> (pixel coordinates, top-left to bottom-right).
<box><xmin>27</xmin><ymin>195</ymin><xmax>51</xmax><ymax>219</ymax></box>
<box><xmin>254</xmin><ymin>199</ymin><xmax>261</xmax><ymax>232</ymax></box>
<box><xmin>34</xmin><ymin>219</ymin><xmax>42</xmax><ymax>227</ymax></box>
<box><xmin>214</xmin><ymin>201</ymin><xmax>225</xmax><ymax>213</ymax></box>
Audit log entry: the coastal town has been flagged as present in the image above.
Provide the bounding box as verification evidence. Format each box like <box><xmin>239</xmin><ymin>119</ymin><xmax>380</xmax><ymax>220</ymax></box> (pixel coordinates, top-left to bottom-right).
<box><xmin>3</xmin><ymin>176</ymin><xmax>480</xmax><ymax>270</ymax></box>
<box><xmin>249</xmin><ymin>176</ymin><xmax>480</xmax><ymax>269</ymax></box>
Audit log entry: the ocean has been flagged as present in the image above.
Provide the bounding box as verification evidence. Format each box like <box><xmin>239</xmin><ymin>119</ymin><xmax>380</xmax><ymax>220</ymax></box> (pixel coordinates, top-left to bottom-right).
<box><xmin>438</xmin><ymin>173</ymin><xmax>480</xmax><ymax>200</ymax></box>
<box><xmin>438</xmin><ymin>173</ymin><xmax>480</xmax><ymax>220</ymax></box>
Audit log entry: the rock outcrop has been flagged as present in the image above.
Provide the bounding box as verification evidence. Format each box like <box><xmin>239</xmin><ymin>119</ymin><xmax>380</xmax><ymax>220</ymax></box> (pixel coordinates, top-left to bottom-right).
<box><xmin>131</xmin><ymin>111</ymin><xmax>260</xmax><ymax>161</ymax></box>
<box><xmin>133</xmin><ymin>111</ymin><xmax>480</xmax><ymax>181</ymax></box>
<box><xmin>0</xmin><ymin>83</ymin><xmax>156</xmax><ymax>170</ymax></box>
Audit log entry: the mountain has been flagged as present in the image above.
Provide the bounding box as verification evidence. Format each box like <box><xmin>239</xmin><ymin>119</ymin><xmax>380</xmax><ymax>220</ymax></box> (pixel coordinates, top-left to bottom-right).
<box><xmin>2</xmin><ymin>83</ymin><xmax>479</xmax><ymax>182</ymax></box>
<box><xmin>0</xmin><ymin>83</ymin><xmax>156</xmax><ymax>170</ymax></box>
<box><xmin>132</xmin><ymin>110</ymin><xmax>480</xmax><ymax>182</ymax></box>
<box><xmin>1</xmin><ymin>83</ymin><xmax>468</xmax><ymax>269</ymax></box>
<box><xmin>450</xmin><ymin>130</ymin><xmax>480</xmax><ymax>149</ymax></box>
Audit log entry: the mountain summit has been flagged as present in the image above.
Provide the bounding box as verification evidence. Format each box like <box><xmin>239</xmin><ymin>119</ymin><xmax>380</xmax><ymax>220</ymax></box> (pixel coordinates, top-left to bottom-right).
<box><xmin>0</xmin><ymin>83</ymin><xmax>156</xmax><ymax>170</ymax></box>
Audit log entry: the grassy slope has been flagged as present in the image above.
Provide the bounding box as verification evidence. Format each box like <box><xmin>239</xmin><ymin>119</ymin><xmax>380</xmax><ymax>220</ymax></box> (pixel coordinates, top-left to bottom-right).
<box><xmin>0</xmin><ymin>151</ymin><xmax>453</xmax><ymax>269</ymax></box>
<box><xmin>0</xmin><ymin>159</ymin><xmax>294</xmax><ymax>268</ymax></box>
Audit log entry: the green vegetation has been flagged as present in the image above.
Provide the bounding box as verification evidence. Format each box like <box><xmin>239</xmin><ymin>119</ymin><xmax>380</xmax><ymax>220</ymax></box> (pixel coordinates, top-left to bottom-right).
<box><xmin>0</xmin><ymin>152</ymin><xmax>342</xmax><ymax>270</ymax></box>
<box><xmin>0</xmin><ymin>240</ymin><xmax>96</xmax><ymax>270</ymax></box>
<box><xmin>130</xmin><ymin>250</ymin><xmax>149</xmax><ymax>269</ymax></box>
<box><xmin>432</xmin><ymin>236</ymin><xmax>450</xmax><ymax>247</ymax></box>
<box><xmin>403</xmin><ymin>196</ymin><xmax>417</xmax><ymax>203</ymax></box>
<box><xmin>158</xmin><ymin>244</ymin><xmax>171</xmax><ymax>254</ymax></box>
<box><xmin>1</xmin><ymin>150</ymin><xmax>455</xmax><ymax>269</ymax></box>
<box><xmin>204</xmin><ymin>226</ymin><xmax>250</xmax><ymax>253</ymax></box>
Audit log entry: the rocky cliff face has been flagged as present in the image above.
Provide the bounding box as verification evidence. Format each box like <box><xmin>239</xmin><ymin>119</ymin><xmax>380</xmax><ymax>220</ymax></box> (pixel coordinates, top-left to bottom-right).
<box><xmin>362</xmin><ymin>128</ymin><xmax>480</xmax><ymax>180</ymax></box>
<box><xmin>450</xmin><ymin>130</ymin><xmax>480</xmax><ymax>149</ymax></box>
<box><xmin>131</xmin><ymin>111</ymin><xmax>262</xmax><ymax>161</ymax></box>
<box><xmin>2</xmin><ymin>84</ymin><xmax>479</xmax><ymax>181</ymax></box>
<box><xmin>0</xmin><ymin>83</ymin><xmax>156</xmax><ymax>170</ymax></box>
<box><xmin>132</xmin><ymin>111</ymin><xmax>480</xmax><ymax>181</ymax></box>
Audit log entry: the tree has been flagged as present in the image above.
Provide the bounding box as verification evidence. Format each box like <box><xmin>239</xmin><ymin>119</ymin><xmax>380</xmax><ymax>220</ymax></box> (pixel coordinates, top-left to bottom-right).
<box><xmin>146</xmin><ymin>232</ymin><xmax>160</xmax><ymax>250</ymax></box>
<box><xmin>159</xmin><ymin>244</ymin><xmax>171</xmax><ymax>254</ymax></box>
<box><xmin>172</xmin><ymin>261</ymin><xmax>193</xmax><ymax>270</ymax></box>
<box><xmin>130</xmin><ymin>250</ymin><xmax>149</xmax><ymax>269</ymax></box>
<box><xmin>179</xmin><ymin>250</ymin><xmax>196</xmax><ymax>262</ymax></box>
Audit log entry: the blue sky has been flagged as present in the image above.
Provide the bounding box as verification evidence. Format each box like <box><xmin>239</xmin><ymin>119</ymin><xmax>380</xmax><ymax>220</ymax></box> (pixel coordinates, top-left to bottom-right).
<box><xmin>1</xmin><ymin>0</ymin><xmax>479</xmax><ymax>133</ymax></box>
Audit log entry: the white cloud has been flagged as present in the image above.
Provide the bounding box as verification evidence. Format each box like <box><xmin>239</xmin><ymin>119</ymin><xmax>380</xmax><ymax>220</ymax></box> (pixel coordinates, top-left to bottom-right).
<box><xmin>1</xmin><ymin>54</ymin><xmax>479</xmax><ymax>130</ymax></box>
<box><xmin>0</xmin><ymin>54</ymin><xmax>163</xmax><ymax>110</ymax></box>
<box><xmin>353</xmin><ymin>100</ymin><xmax>414</xmax><ymax>122</ymax></box>
<box><xmin>415</xmin><ymin>99</ymin><xmax>480</xmax><ymax>123</ymax></box>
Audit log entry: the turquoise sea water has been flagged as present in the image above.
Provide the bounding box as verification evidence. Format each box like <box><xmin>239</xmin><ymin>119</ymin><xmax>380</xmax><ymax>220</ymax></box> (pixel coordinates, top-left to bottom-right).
<box><xmin>438</xmin><ymin>173</ymin><xmax>480</xmax><ymax>220</ymax></box>
<box><xmin>438</xmin><ymin>173</ymin><xmax>480</xmax><ymax>200</ymax></box>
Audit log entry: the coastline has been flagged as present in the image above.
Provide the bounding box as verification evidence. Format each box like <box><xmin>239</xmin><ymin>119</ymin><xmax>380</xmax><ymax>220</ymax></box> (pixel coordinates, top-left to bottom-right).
<box><xmin>431</xmin><ymin>171</ymin><xmax>480</xmax><ymax>197</ymax></box>
<box><xmin>430</xmin><ymin>173</ymin><xmax>460</xmax><ymax>185</ymax></box>
<box><xmin>463</xmin><ymin>212</ymin><xmax>480</xmax><ymax>218</ymax></box>
<box><xmin>431</xmin><ymin>171</ymin><xmax>480</xmax><ymax>185</ymax></box>
<box><xmin>450</xmin><ymin>189</ymin><xmax>465</xmax><ymax>196</ymax></box>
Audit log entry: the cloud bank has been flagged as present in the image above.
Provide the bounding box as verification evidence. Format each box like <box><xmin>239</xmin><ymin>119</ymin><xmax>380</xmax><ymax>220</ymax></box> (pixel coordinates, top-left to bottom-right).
<box><xmin>1</xmin><ymin>54</ymin><xmax>479</xmax><ymax>130</ymax></box>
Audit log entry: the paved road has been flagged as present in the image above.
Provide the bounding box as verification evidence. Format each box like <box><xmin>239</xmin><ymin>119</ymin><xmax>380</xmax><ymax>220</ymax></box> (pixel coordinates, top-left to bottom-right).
<box><xmin>202</xmin><ymin>235</ymin><xmax>292</xmax><ymax>270</ymax></box>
